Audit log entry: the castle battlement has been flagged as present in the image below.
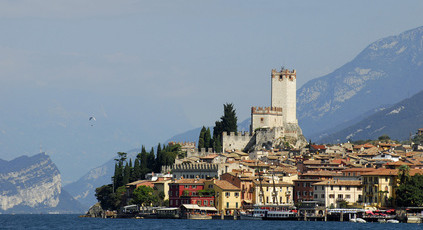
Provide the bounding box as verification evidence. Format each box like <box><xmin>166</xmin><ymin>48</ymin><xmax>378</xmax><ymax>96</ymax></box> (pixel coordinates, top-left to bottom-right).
<box><xmin>271</xmin><ymin>68</ymin><xmax>296</xmax><ymax>81</ymax></box>
<box><xmin>171</xmin><ymin>163</ymin><xmax>219</xmax><ymax>171</ymax></box>
<box><xmin>251</xmin><ymin>106</ymin><xmax>283</xmax><ymax>115</ymax></box>
<box><xmin>222</xmin><ymin>131</ymin><xmax>252</xmax><ymax>137</ymax></box>
<box><xmin>168</xmin><ymin>141</ymin><xmax>196</xmax><ymax>148</ymax></box>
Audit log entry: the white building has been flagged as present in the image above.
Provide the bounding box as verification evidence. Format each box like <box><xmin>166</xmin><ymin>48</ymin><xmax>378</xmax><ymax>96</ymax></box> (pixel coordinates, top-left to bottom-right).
<box><xmin>312</xmin><ymin>180</ymin><xmax>362</xmax><ymax>208</ymax></box>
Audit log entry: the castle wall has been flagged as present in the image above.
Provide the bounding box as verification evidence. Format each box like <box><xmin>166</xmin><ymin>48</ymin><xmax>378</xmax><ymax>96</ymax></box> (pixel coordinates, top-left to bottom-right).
<box><xmin>271</xmin><ymin>69</ymin><xmax>297</xmax><ymax>124</ymax></box>
<box><xmin>250</xmin><ymin>106</ymin><xmax>283</xmax><ymax>132</ymax></box>
<box><xmin>222</xmin><ymin>131</ymin><xmax>253</xmax><ymax>152</ymax></box>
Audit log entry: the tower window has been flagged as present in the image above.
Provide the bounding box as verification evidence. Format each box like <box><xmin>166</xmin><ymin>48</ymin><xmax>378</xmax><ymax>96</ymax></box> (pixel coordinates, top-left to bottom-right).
<box><xmin>260</xmin><ymin>118</ymin><xmax>264</xmax><ymax>123</ymax></box>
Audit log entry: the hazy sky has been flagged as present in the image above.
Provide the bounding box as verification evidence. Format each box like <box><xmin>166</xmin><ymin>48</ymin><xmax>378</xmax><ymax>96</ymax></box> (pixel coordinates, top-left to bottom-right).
<box><xmin>1</xmin><ymin>0</ymin><xmax>423</xmax><ymax>183</ymax></box>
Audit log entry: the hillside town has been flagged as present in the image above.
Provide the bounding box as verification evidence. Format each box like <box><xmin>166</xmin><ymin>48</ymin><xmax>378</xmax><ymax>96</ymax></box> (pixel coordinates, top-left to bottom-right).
<box><xmin>89</xmin><ymin>68</ymin><xmax>423</xmax><ymax>223</ymax></box>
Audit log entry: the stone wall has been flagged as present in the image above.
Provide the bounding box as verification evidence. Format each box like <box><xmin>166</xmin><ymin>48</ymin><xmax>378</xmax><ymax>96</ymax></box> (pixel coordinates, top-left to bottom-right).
<box><xmin>222</xmin><ymin>131</ymin><xmax>253</xmax><ymax>152</ymax></box>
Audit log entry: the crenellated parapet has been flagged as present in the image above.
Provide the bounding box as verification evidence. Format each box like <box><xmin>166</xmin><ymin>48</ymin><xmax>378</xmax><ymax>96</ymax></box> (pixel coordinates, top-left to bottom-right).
<box><xmin>222</xmin><ymin>131</ymin><xmax>253</xmax><ymax>138</ymax></box>
<box><xmin>251</xmin><ymin>106</ymin><xmax>283</xmax><ymax>115</ymax></box>
<box><xmin>165</xmin><ymin>163</ymin><xmax>219</xmax><ymax>172</ymax></box>
<box><xmin>271</xmin><ymin>68</ymin><xmax>296</xmax><ymax>81</ymax></box>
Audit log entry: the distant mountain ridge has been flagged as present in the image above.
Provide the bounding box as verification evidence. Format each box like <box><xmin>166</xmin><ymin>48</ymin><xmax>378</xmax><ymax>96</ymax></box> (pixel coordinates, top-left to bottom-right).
<box><xmin>66</xmin><ymin>118</ymin><xmax>251</xmax><ymax>208</ymax></box>
<box><xmin>318</xmin><ymin>89</ymin><xmax>423</xmax><ymax>143</ymax></box>
<box><xmin>298</xmin><ymin>26</ymin><xmax>423</xmax><ymax>138</ymax></box>
<box><xmin>0</xmin><ymin>153</ymin><xmax>84</xmax><ymax>213</ymax></box>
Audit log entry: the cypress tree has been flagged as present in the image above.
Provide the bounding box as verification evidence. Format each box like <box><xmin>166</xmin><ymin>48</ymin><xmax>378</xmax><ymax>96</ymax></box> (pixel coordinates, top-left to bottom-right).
<box><xmin>198</xmin><ymin>126</ymin><xmax>206</xmax><ymax>150</ymax></box>
<box><xmin>123</xmin><ymin>162</ymin><xmax>130</xmax><ymax>185</ymax></box>
<box><xmin>212</xmin><ymin>103</ymin><xmax>237</xmax><ymax>152</ymax></box>
<box><xmin>204</xmin><ymin>127</ymin><xmax>212</xmax><ymax>149</ymax></box>
<box><xmin>132</xmin><ymin>158</ymin><xmax>141</xmax><ymax>181</ymax></box>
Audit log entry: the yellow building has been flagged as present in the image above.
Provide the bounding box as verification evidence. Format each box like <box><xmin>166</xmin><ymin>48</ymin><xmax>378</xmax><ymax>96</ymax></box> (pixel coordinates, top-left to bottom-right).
<box><xmin>152</xmin><ymin>178</ymin><xmax>172</xmax><ymax>201</ymax></box>
<box><xmin>252</xmin><ymin>180</ymin><xmax>294</xmax><ymax>206</ymax></box>
<box><xmin>361</xmin><ymin>168</ymin><xmax>423</xmax><ymax>208</ymax></box>
<box><xmin>204</xmin><ymin>179</ymin><xmax>241</xmax><ymax>214</ymax></box>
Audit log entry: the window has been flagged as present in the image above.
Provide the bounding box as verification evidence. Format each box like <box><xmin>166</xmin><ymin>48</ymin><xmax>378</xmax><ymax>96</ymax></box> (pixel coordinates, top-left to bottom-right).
<box><xmin>303</xmin><ymin>191</ymin><xmax>307</xmax><ymax>196</ymax></box>
<box><xmin>329</xmin><ymin>194</ymin><xmax>334</xmax><ymax>198</ymax></box>
<box><xmin>321</xmin><ymin>186</ymin><xmax>324</xmax><ymax>190</ymax></box>
<box><xmin>226</xmin><ymin>202</ymin><xmax>229</xmax><ymax>208</ymax></box>
<box><xmin>204</xmin><ymin>200</ymin><xmax>208</xmax><ymax>206</ymax></box>
<box><xmin>236</xmin><ymin>202</ymin><xmax>238</xmax><ymax>208</ymax></box>
<box><xmin>225</xmin><ymin>192</ymin><xmax>230</xmax><ymax>197</ymax></box>
<box><xmin>260</xmin><ymin>118</ymin><xmax>264</xmax><ymax>123</ymax></box>
<box><xmin>346</xmin><ymin>186</ymin><xmax>350</xmax><ymax>191</ymax></box>
<box><xmin>170</xmin><ymin>200</ymin><xmax>173</xmax><ymax>205</ymax></box>
<box><xmin>184</xmin><ymin>185</ymin><xmax>189</xmax><ymax>189</ymax></box>
<box><xmin>314</xmin><ymin>186</ymin><xmax>318</xmax><ymax>190</ymax></box>
<box><xmin>210</xmin><ymin>200</ymin><xmax>214</xmax><ymax>205</ymax></box>
<box><xmin>330</xmin><ymin>186</ymin><xmax>333</xmax><ymax>191</ymax></box>
<box><xmin>385</xmin><ymin>177</ymin><xmax>388</xmax><ymax>182</ymax></box>
<box><xmin>321</xmin><ymin>194</ymin><xmax>325</xmax><ymax>198</ymax></box>
<box><xmin>197</xmin><ymin>200</ymin><xmax>201</xmax><ymax>205</ymax></box>
<box><xmin>192</xmin><ymin>185</ymin><xmax>197</xmax><ymax>189</ymax></box>
<box><xmin>235</xmin><ymin>192</ymin><xmax>239</xmax><ymax>197</ymax></box>
<box><xmin>314</xmin><ymin>194</ymin><xmax>318</xmax><ymax>198</ymax></box>
<box><xmin>339</xmin><ymin>186</ymin><xmax>342</xmax><ymax>190</ymax></box>
<box><xmin>208</xmin><ymin>184</ymin><xmax>213</xmax><ymax>189</ymax></box>
<box><xmin>338</xmin><ymin>194</ymin><xmax>343</xmax><ymax>199</ymax></box>
<box><xmin>346</xmin><ymin>195</ymin><xmax>351</xmax><ymax>199</ymax></box>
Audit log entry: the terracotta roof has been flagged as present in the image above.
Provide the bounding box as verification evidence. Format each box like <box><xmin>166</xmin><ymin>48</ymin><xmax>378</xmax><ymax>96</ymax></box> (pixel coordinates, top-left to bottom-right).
<box><xmin>361</xmin><ymin>168</ymin><xmax>423</xmax><ymax>176</ymax></box>
<box><xmin>172</xmin><ymin>179</ymin><xmax>205</xmax><ymax>184</ymax></box>
<box><xmin>303</xmin><ymin>160</ymin><xmax>321</xmax><ymax>165</ymax></box>
<box><xmin>385</xmin><ymin>161</ymin><xmax>412</xmax><ymax>166</ymax></box>
<box><xmin>126</xmin><ymin>180</ymin><xmax>154</xmax><ymax>187</ymax></box>
<box><xmin>313</xmin><ymin>180</ymin><xmax>361</xmax><ymax>186</ymax></box>
<box><xmin>213</xmin><ymin>180</ymin><xmax>240</xmax><ymax>190</ymax></box>
<box><xmin>301</xmin><ymin>171</ymin><xmax>342</xmax><ymax>177</ymax></box>
<box><xmin>311</xmin><ymin>145</ymin><xmax>326</xmax><ymax>150</ymax></box>
<box><xmin>200</xmin><ymin>154</ymin><xmax>219</xmax><ymax>159</ymax></box>
<box><xmin>341</xmin><ymin>168</ymin><xmax>376</xmax><ymax>173</ymax></box>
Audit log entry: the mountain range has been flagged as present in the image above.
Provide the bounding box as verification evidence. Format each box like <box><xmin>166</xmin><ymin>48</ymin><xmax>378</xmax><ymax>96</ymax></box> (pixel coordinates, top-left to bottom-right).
<box><xmin>298</xmin><ymin>26</ymin><xmax>423</xmax><ymax>139</ymax></box>
<box><xmin>0</xmin><ymin>153</ymin><xmax>84</xmax><ymax>213</ymax></box>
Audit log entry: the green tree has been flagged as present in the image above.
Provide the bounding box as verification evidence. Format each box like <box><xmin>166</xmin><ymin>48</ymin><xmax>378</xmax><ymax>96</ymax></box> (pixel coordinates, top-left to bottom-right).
<box><xmin>204</xmin><ymin>127</ymin><xmax>212</xmax><ymax>149</ymax></box>
<box><xmin>123</xmin><ymin>162</ymin><xmax>131</xmax><ymax>185</ymax></box>
<box><xmin>378</xmin><ymin>135</ymin><xmax>391</xmax><ymax>142</ymax></box>
<box><xmin>131</xmin><ymin>185</ymin><xmax>158</xmax><ymax>206</ymax></box>
<box><xmin>95</xmin><ymin>184</ymin><xmax>118</xmax><ymax>210</ymax></box>
<box><xmin>213</xmin><ymin>103</ymin><xmax>238</xmax><ymax>152</ymax></box>
<box><xmin>198</xmin><ymin>126</ymin><xmax>206</xmax><ymax>150</ymax></box>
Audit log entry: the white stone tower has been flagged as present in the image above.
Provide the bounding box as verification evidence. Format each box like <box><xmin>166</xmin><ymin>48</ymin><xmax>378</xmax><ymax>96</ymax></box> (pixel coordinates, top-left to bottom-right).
<box><xmin>271</xmin><ymin>68</ymin><xmax>297</xmax><ymax>124</ymax></box>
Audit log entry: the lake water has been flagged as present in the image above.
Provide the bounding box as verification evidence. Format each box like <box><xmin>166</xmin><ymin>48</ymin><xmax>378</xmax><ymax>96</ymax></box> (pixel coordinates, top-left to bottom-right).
<box><xmin>0</xmin><ymin>214</ymin><xmax>421</xmax><ymax>230</ymax></box>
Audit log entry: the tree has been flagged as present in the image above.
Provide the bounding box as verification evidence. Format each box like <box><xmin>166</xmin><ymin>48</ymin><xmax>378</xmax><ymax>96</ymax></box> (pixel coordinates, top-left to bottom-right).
<box><xmin>213</xmin><ymin>103</ymin><xmax>238</xmax><ymax>152</ymax></box>
<box><xmin>198</xmin><ymin>126</ymin><xmax>206</xmax><ymax>150</ymax></box>
<box><xmin>95</xmin><ymin>184</ymin><xmax>118</xmax><ymax>210</ymax></box>
<box><xmin>378</xmin><ymin>135</ymin><xmax>391</xmax><ymax>142</ymax></box>
<box><xmin>204</xmin><ymin>127</ymin><xmax>212</xmax><ymax>149</ymax></box>
<box><xmin>131</xmin><ymin>185</ymin><xmax>158</xmax><ymax>206</ymax></box>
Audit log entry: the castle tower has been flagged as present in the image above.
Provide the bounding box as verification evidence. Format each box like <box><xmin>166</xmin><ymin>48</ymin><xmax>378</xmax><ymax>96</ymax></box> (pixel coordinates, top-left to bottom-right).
<box><xmin>271</xmin><ymin>68</ymin><xmax>297</xmax><ymax>124</ymax></box>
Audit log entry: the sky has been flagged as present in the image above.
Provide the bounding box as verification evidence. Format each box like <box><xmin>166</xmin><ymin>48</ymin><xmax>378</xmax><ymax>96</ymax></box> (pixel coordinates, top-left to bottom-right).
<box><xmin>1</xmin><ymin>0</ymin><xmax>423</xmax><ymax>183</ymax></box>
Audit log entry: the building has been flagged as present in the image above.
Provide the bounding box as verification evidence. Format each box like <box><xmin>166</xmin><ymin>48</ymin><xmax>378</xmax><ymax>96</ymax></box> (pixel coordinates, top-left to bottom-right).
<box><xmin>222</xmin><ymin>68</ymin><xmax>306</xmax><ymax>152</ymax></box>
<box><xmin>252</xmin><ymin>178</ymin><xmax>294</xmax><ymax>206</ymax></box>
<box><xmin>293</xmin><ymin>179</ymin><xmax>322</xmax><ymax>203</ymax></box>
<box><xmin>312</xmin><ymin>180</ymin><xmax>362</xmax><ymax>208</ymax></box>
<box><xmin>168</xmin><ymin>179</ymin><xmax>215</xmax><ymax>208</ymax></box>
<box><xmin>220</xmin><ymin>172</ymin><xmax>255</xmax><ymax>208</ymax></box>
<box><xmin>360</xmin><ymin>168</ymin><xmax>423</xmax><ymax>207</ymax></box>
<box><xmin>204</xmin><ymin>179</ymin><xmax>241</xmax><ymax>214</ymax></box>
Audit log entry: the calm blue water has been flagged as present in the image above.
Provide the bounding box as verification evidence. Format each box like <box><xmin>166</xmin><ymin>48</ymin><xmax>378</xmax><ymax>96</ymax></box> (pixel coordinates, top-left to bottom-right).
<box><xmin>0</xmin><ymin>215</ymin><xmax>421</xmax><ymax>230</ymax></box>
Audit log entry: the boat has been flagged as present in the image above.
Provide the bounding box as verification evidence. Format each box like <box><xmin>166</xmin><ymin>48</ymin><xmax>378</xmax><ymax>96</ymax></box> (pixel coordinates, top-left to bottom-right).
<box><xmin>350</xmin><ymin>218</ymin><xmax>366</xmax><ymax>223</ymax></box>
<box><xmin>386</xmin><ymin>219</ymin><xmax>399</xmax><ymax>223</ymax></box>
<box><xmin>262</xmin><ymin>210</ymin><xmax>297</xmax><ymax>221</ymax></box>
<box><xmin>239</xmin><ymin>208</ymin><xmax>267</xmax><ymax>220</ymax></box>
